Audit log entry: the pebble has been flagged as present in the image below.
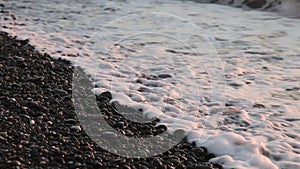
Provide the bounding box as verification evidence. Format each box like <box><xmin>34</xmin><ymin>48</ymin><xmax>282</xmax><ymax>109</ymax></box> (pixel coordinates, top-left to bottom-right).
<box><xmin>11</xmin><ymin>160</ymin><xmax>22</xmax><ymax>166</ymax></box>
<box><xmin>70</xmin><ymin>125</ymin><xmax>81</xmax><ymax>132</ymax></box>
<box><xmin>228</xmin><ymin>81</ymin><xmax>243</xmax><ymax>87</ymax></box>
<box><xmin>30</xmin><ymin>144</ymin><xmax>40</xmax><ymax>152</ymax></box>
<box><xmin>64</xmin><ymin>118</ymin><xmax>77</xmax><ymax>124</ymax></box>
<box><xmin>102</xmin><ymin>131</ymin><xmax>118</xmax><ymax>138</ymax></box>
<box><xmin>125</xmin><ymin>130</ymin><xmax>134</xmax><ymax>137</ymax></box>
<box><xmin>187</xmin><ymin>155</ymin><xmax>198</xmax><ymax>163</ymax></box>
<box><xmin>122</xmin><ymin>164</ymin><xmax>131</xmax><ymax>169</ymax></box>
<box><xmin>167</xmin><ymin>158</ymin><xmax>180</xmax><ymax>166</ymax></box>
<box><xmin>114</xmin><ymin>121</ymin><xmax>127</xmax><ymax>128</ymax></box>
<box><xmin>151</xmin><ymin>157</ymin><xmax>163</xmax><ymax>166</ymax></box>
<box><xmin>0</xmin><ymin>131</ymin><xmax>8</xmax><ymax>137</ymax></box>
<box><xmin>158</xmin><ymin>74</ymin><xmax>172</xmax><ymax>78</ymax></box>
<box><xmin>0</xmin><ymin>136</ymin><xmax>7</xmax><ymax>141</ymax></box>
<box><xmin>30</xmin><ymin>120</ymin><xmax>35</xmax><ymax>125</ymax></box>
<box><xmin>192</xmin><ymin>147</ymin><xmax>206</xmax><ymax>155</ymax></box>
<box><xmin>253</xmin><ymin>103</ymin><xmax>266</xmax><ymax>108</ymax></box>
<box><xmin>53</xmin><ymin>88</ymin><xmax>68</xmax><ymax>95</ymax></box>
<box><xmin>37</xmin><ymin>133</ymin><xmax>45</xmax><ymax>140</ymax></box>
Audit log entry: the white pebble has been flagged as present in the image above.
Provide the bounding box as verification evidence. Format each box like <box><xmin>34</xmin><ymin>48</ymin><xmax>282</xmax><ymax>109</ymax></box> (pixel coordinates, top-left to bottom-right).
<box><xmin>30</xmin><ymin>120</ymin><xmax>35</xmax><ymax>125</ymax></box>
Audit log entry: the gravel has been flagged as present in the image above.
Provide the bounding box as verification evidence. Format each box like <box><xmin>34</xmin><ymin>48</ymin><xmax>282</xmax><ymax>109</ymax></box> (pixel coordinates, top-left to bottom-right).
<box><xmin>0</xmin><ymin>30</ymin><xmax>223</xmax><ymax>169</ymax></box>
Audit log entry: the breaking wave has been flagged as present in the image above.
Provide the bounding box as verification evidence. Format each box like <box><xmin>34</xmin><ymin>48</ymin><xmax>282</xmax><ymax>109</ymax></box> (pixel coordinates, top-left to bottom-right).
<box><xmin>190</xmin><ymin>0</ymin><xmax>300</xmax><ymax>18</ymax></box>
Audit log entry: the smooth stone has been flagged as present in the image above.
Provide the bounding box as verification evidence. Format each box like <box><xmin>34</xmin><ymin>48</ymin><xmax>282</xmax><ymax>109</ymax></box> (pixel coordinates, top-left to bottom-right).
<box><xmin>158</xmin><ymin>74</ymin><xmax>172</xmax><ymax>78</ymax></box>
<box><xmin>193</xmin><ymin>147</ymin><xmax>205</xmax><ymax>153</ymax></box>
<box><xmin>70</xmin><ymin>125</ymin><xmax>81</xmax><ymax>132</ymax></box>
<box><xmin>0</xmin><ymin>131</ymin><xmax>8</xmax><ymax>137</ymax></box>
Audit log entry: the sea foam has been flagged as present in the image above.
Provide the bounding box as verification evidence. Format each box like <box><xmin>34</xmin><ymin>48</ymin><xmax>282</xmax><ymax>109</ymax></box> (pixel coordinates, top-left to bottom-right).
<box><xmin>1</xmin><ymin>0</ymin><xmax>300</xmax><ymax>168</ymax></box>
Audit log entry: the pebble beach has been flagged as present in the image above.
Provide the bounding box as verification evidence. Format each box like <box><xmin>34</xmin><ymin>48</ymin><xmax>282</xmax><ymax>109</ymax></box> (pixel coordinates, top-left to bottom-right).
<box><xmin>1</xmin><ymin>0</ymin><xmax>300</xmax><ymax>168</ymax></box>
<box><xmin>0</xmin><ymin>31</ymin><xmax>222</xmax><ymax>168</ymax></box>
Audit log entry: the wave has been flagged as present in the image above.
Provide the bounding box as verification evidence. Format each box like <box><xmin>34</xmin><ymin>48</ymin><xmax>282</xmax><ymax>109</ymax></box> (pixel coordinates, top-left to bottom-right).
<box><xmin>189</xmin><ymin>0</ymin><xmax>300</xmax><ymax>18</ymax></box>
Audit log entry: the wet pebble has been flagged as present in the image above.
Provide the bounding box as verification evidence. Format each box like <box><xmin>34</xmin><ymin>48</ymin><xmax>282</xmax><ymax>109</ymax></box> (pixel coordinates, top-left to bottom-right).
<box><xmin>37</xmin><ymin>133</ymin><xmax>45</xmax><ymax>140</ymax></box>
<box><xmin>0</xmin><ymin>131</ymin><xmax>8</xmax><ymax>137</ymax></box>
<box><xmin>158</xmin><ymin>74</ymin><xmax>172</xmax><ymax>78</ymax></box>
<box><xmin>70</xmin><ymin>125</ymin><xmax>81</xmax><ymax>132</ymax></box>
<box><xmin>30</xmin><ymin>144</ymin><xmax>40</xmax><ymax>152</ymax></box>
<box><xmin>151</xmin><ymin>157</ymin><xmax>163</xmax><ymax>166</ymax></box>
<box><xmin>10</xmin><ymin>160</ymin><xmax>22</xmax><ymax>166</ymax></box>
<box><xmin>192</xmin><ymin>147</ymin><xmax>206</xmax><ymax>154</ymax></box>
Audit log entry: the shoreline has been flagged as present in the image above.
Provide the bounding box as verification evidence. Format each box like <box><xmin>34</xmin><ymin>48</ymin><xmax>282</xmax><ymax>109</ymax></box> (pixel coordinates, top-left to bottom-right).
<box><xmin>2</xmin><ymin>1</ymin><xmax>299</xmax><ymax>168</ymax></box>
<box><xmin>0</xmin><ymin>31</ymin><xmax>222</xmax><ymax>168</ymax></box>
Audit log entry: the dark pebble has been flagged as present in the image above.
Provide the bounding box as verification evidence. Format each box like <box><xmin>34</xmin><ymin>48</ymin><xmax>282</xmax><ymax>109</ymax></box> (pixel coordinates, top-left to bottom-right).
<box><xmin>253</xmin><ymin>103</ymin><xmax>266</xmax><ymax>108</ymax></box>
<box><xmin>286</xmin><ymin>87</ymin><xmax>299</xmax><ymax>91</ymax></box>
<box><xmin>150</xmin><ymin>157</ymin><xmax>163</xmax><ymax>166</ymax></box>
<box><xmin>244</xmin><ymin>0</ymin><xmax>266</xmax><ymax>9</ymax></box>
<box><xmin>30</xmin><ymin>144</ymin><xmax>40</xmax><ymax>152</ymax></box>
<box><xmin>158</xmin><ymin>74</ymin><xmax>172</xmax><ymax>78</ymax></box>
<box><xmin>192</xmin><ymin>147</ymin><xmax>206</xmax><ymax>154</ymax></box>
<box><xmin>37</xmin><ymin>133</ymin><xmax>45</xmax><ymax>140</ymax></box>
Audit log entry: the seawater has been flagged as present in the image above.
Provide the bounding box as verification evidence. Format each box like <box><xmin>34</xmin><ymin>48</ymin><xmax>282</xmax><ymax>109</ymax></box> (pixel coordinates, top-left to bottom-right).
<box><xmin>1</xmin><ymin>0</ymin><xmax>300</xmax><ymax>168</ymax></box>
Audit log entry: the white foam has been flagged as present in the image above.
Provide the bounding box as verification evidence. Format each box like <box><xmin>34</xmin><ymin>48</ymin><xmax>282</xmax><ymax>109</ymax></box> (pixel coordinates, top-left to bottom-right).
<box><xmin>194</xmin><ymin>0</ymin><xmax>300</xmax><ymax>18</ymax></box>
<box><xmin>1</xmin><ymin>0</ymin><xmax>300</xmax><ymax>168</ymax></box>
<box><xmin>276</xmin><ymin>0</ymin><xmax>300</xmax><ymax>18</ymax></box>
